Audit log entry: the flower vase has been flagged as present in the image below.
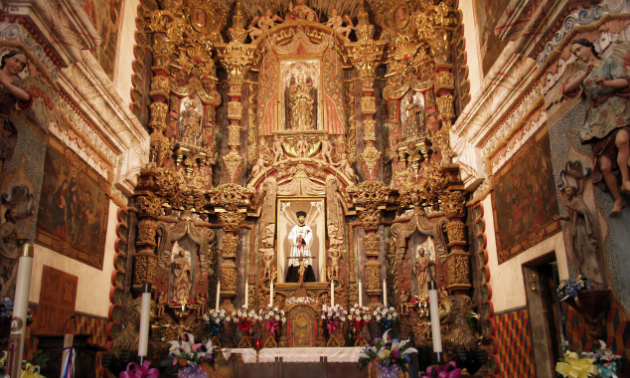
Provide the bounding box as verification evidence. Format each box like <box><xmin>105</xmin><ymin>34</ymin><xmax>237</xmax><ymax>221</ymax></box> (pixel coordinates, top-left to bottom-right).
<box><xmin>278</xmin><ymin>323</ymin><xmax>288</xmax><ymax>347</ymax></box>
<box><xmin>263</xmin><ymin>321</ymin><xmax>278</xmax><ymax>348</ymax></box>
<box><xmin>326</xmin><ymin>322</ymin><xmax>345</xmax><ymax>347</ymax></box>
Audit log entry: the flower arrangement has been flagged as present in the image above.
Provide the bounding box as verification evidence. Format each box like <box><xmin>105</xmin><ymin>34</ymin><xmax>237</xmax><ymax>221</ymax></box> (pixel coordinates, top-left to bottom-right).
<box><xmin>158</xmin><ymin>333</ymin><xmax>215</xmax><ymax>377</ymax></box>
<box><xmin>321</xmin><ymin>304</ymin><xmax>347</xmax><ymax>334</ymax></box>
<box><xmin>285</xmin><ymin>296</ymin><xmax>317</xmax><ymax>305</ymax></box>
<box><xmin>259</xmin><ymin>306</ymin><xmax>286</xmax><ymax>337</ymax></box>
<box><xmin>0</xmin><ymin>297</ymin><xmax>32</xmax><ymax>322</ymax></box>
<box><xmin>373</xmin><ymin>307</ymin><xmax>398</xmax><ymax>332</ymax></box>
<box><xmin>357</xmin><ymin>330</ymin><xmax>418</xmax><ymax>378</ymax></box>
<box><xmin>411</xmin><ymin>296</ymin><xmax>429</xmax><ymax>317</ymax></box>
<box><xmin>556</xmin><ymin>275</ymin><xmax>592</xmax><ymax>301</ymax></box>
<box><xmin>348</xmin><ymin>304</ymin><xmax>371</xmax><ymax>331</ymax></box>
<box><xmin>171</xmin><ymin>297</ymin><xmax>196</xmax><ymax>309</ymax></box>
<box><xmin>203</xmin><ymin>308</ymin><xmax>232</xmax><ymax>337</ymax></box>
<box><xmin>582</xmin><ymin>340</ymin><xmax>625</xmax><ymax>378</ymax></box>
<box><xmin>233</xmin><ymin>308</ymin><xmax>261</xmax><ymax>333</ymax></box>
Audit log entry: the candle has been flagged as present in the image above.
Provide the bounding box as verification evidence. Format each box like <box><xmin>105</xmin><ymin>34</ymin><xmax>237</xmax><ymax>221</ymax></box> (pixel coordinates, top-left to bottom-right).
<box><xmin>245</xmin><ymin>282</ymin><xmax>249</xmax><ymax>309</ymax></box>
<box><xmin>8</xmin><ymin>244</ymin><xmax>33</xmax><ymax>378</ymax></box>
<box><xmin>383</xmin><ymin>279</ymin><xmax>387</xmax><ymax>308</ymax></box>
<box><xmin>428</xmin><ymin>280</ymin><xmax>443</xmax><ymax>360</ymax></box>
<box><xmin>331</xmin><ymin>280</ymin><xmax>334</xmax><ymax>307</ymax></box>
<box><xmin>215</xmin><ymin>281</ymin><xmax>220</xmax><ymax>311</ymax></box>
<box><xmin>138</xmin><ymin>284</ymin><xmax>151</xmax><ymax>362</ymax></box>
<box><xmin>358</xmin><ymin>279</ymin><xmax>363</xmax><ymax>307</ymax></box>
<box><xmin>269</xmin><ymin>281</ymin><xmax>274</xmax><ymax>307</ymax></box>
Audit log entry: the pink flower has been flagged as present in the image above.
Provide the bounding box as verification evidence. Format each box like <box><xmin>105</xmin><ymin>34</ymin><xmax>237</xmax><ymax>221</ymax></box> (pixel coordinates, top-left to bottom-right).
<box><xmin>193</xmin><ymin>343</ymin><xmax>202</xmax><ymax>350</ymax></box>
<box><xmin>173</xmin><ymin>359</ymin><xmax>177</xmax><ymax>366</ymax></box>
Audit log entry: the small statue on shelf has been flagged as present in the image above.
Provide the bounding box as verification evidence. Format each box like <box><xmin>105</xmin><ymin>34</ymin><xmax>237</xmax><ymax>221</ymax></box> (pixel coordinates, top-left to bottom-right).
<box><xmin>156</xmin><ymin>291</ymin><xmax>167</xmax><ymax>317</ymax></box>
<box><xmin>251</xmin><ymin>153</ymin><xmax>267</xmax><ymax>177</ymax></box>
<box><xmin>334</xmin><ymin>152</ymin><xmax>359</xmax><ymax>183</ymax></box>
<box><xmin>325</xmin><ymin>9</ymin><xmax>354</xmax><ymax>39</ymax></box>
<box><xmin>248</xmin><ymin>9</ymin><xmax>283</xmax><ymax>40</ymax></box>
<box><xmin>319</xmin><ymin>134</ymin><xmax>334</xmax><ymax>164</ymax></box>
<box><xmin>412</xmin><ymin>247</ymin><xmax>433</xmax><ymax>299</ymax></box>
<box><xmin>297</xmin><ymin>134</ymin><xmax>309</xmax><ymax>158</ymax></box>
<box><xmin>272</xmin><ymin>135</ymin><xmax>285</xmax><ymax>163</ymax></box>
<box><xmin>263</xmin><ymin>253</ymin><xmax>274</xmax><ymax>279</ymax></box>
<box><xmin>172</xmin><ymin>250</ymin><xmax>192</xmax><ymax>302</ymax></box>
<box><xmin>287</xmin><ymin>0</ymin><xmax>318</xmax><ymax>22</ymax></box>
<box><xmin>398</xmin><ymin>290</ymin><xmax>413</xmax><ymax>315</ymax></box>
<box><xmin>170</xmin><ymin>319</ymin><xmax>191</xmax><ymax>342</ymax></box>
<box><xmin>195</xmin><ymin>293</ymin><xmax>207</xmax><ymax>316</ymax></box>
<box><xmin>328</xmin><ymin>247</ymin><xmax>341</xmax><ymax>279</ymax></box>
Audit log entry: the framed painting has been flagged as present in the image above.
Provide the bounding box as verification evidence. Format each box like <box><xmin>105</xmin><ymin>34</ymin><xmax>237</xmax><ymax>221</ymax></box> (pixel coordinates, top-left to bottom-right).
<box><xmin>36</xmin><ymin>138</ymin><xmax>109</xmax><ymax>269</ymax></box>
<box><xmin>79</xmin><ymin>0</ymin><xmax>123</xmax><ymax>78</ymax></box>
<box><xmin>474</xmin><ymin>0</ymin><xmax>511</xmax><ymax>77</ymax></box>
<box><xmin>492</xmin><ymin>133</ymin><xmax>561</xmax><ymax>264</ymax></box>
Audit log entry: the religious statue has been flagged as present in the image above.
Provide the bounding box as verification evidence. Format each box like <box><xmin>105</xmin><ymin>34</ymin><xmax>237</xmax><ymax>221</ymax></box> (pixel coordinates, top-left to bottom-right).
<box><xmin>296</xmin><ymin>135</ymin><xmax>309</xmax><ymax>158</ymax></box>
<box><xmin>251</xmin><ymin>153</ymin><xmax>267</xmax><ymax>177</ymax></box>
<box><xmin>172</xmin><ymin>250</ymin><xmax>192</xmax><ymax>302</ymax></box>
<box><xmin>0</xmin><ymin>208</ymin><xmax>26</xmax><ymax>299</ymax></box>
<box><xmin>325</xmin><ymin>9</ymin><xmax>354</xmax><ymax>39</ymax></box>
<box><xmin>248</xmin><ymin>9</ymin><xmax>283</xmax><ymax>40</ymax></box>
<box><xmin>563</xmin><ymin>38</ymin><xmax>630</xmax><ymax>215</ymax></box>
<box><xmin>554</xmin><ymin>186</ymin><xmax>603</xmax><ymax>286</ymax></box>
<box><xmin>195</xmin><ymin>293</ymin><xmax>207</xmax><ymax>316</ymax></box>
<box><xmin>320</xmin><ymin>134</ymin><xmax>334</xmax><ymax>164</ymax></box>
<box><xmin>285</xmin><ymin>211</ymin><xmax>316</xmax><ymax>282</ymax></box>
<box><xmin>263</xmin><ymin>253</ymin><xmax>274</xmax><ymax>279</ymax></box>
<box><xmin>262</xmin><ymin>222</ymin><xmax>275</xmax><ymax>246</ymax></box>
<box><xmin>180</xmin><ymin>99</ymin><xmax>202</xmax><ymax>142</ymax></box>
<box><xmin>398</xmin><ymin>290</ymin><xmax>413</xmax><ymax>315</ymax></box>
<box><xmin>412</xmin><ymin>247</ymin><xmax>433</xmax><ymax>299</ymax></box>
<box><xmin>156</xmin><ymin>291</ymin><xmax>167</xmax><ymax>317</ymax></box>
<box><xmin>0</xmin><ymin>50</ymin><xmax>31</xmax><ymax>174</ymax></box>
<box><xmin>405</xmin><ymin>102</ymin><xmax>424</xmax><ymax>138</ymax></box>
<box><xmin>228</xmin><ymin>10</ymin><xmax>248</xmax><ymax>43</ymax></box>
<box><xmin>334</xmin><ymin>152</ymin><xmax>359</xmax><ymax>183</ymax></box>
<box><xmin>286</xmin><ymin>0</ymin><xmax>318</xmax><ymax>22</ymax></box>
<box><xmin>327</xmin><ymin>222</ymin><xmax>343</xmax><ymax>247</ymax></box>
<box><xmin>289</xmin><ymin>73</ymin><xmax>315</xmax><ymax>131</ymax></box>
<box><xmin>170</xmin><ymin>319</ymin><xmax>191</xmax><ymax>342</ymax></box>
<box><xmin>272</xmin><ymin>135</ymin><xmax>285</xmax><ymax>163</ymax></box>
<box><xmin>328</xmin><ymin>247</ymin><xmax>341</xmax><ymax>279</ymax></box>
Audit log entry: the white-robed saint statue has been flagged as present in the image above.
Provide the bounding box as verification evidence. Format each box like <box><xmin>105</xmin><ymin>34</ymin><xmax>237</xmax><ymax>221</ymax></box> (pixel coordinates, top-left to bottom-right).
<box><xmin>285</xmin><ymin>211</ymin><xmax>317</xmax><ymax>282</ymax></box>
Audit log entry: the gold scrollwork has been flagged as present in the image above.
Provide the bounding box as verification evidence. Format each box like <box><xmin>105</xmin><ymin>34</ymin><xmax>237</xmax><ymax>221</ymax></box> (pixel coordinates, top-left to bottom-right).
<box><xmin>137</xmin><ymin>219</ymin><xmax>158</xmax><ymax>246</ymax></box>
<box><xmin>135</xmin><ymin>192</ymin><xmax>163</xmax><ymax>217</ymax></box>
<box><xmin>134</xmin><ymin>253</ymin><xmax>158</xmax><ymax>286</ymax></box>
<box><xmin>221</xmin><ymin>233</ymin><xmax>239</xmax><ymax>258</ymax></box>
<box><xmin>364</xmin><ymin>233</ymin><xmax>380</xmax><ymax>257</ymax></box>
<box><xmin>365</xmin><ymin>261</ymin><xmax>382</xmax><ymax>295</ymax></box>
<box><xmin>446</xmin><ymin>221</ymin><xmax>465</xmax><ymax>245</ymax></box>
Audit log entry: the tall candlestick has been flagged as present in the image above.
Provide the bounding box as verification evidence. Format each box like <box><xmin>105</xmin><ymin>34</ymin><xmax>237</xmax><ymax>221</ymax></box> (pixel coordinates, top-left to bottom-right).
<box><xmin>138</xmin><ymin>284</ymin><xmax>151</xmax><ymax>364</ymax></box>
<box><xmin>8</xmin><ymin>244</ymin><xmax>33</xmax><ymax>378</ymax></box>
<box><xmin>331</xmin><ymin>280</ymin><xmax>334</xmax><ymax>307</ymax></box>
<box><xmin>382</xmin><ymin>279</ymin><xmax>387</xmax><ymax>308</ymax></box>
<box><xmin>269</xmin><ymin>281</ymin><xmax>274</xmax><ymax>307</ymax></box>
<box><xmin>428</xmin><ymin>281</ymin><xmax>443</xmax><ymax>362</ymax></box>
<box><xmin>215</xmin><ymin>281</ymin><xmax>220</xmax><ymax>311</ymax></box>
<box><xmin>358</xmin><ymin>279</ymin><xmax>363</xmax><ymax>307</ymax></box>
<box><xmin>245</xmin><ymin>283</ymin><xmax>249</xmax><ymax>309</ymax></box>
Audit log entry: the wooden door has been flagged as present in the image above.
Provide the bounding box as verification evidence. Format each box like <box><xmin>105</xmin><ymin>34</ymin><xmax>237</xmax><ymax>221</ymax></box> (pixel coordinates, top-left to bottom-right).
<box><xmin>34</xmin><ymin>266</ymin><xmax>78</xmax><ymax>334</ymax></box>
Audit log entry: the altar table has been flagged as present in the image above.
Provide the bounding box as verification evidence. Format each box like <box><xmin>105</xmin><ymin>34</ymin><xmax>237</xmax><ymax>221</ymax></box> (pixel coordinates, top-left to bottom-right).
<box><xmin>222</xmin><ymin>346</ymin><xmax>365</xmax><ymax>363</ymax></box>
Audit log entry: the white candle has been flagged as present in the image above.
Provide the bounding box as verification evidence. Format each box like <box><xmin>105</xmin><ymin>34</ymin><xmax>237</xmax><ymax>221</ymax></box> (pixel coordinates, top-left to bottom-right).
<box><xmin>138</xmin><ymin>285</ymin><xmax>151</xmax><ymax>358</ymax></box>
<box><xmin>8</xmin><ymin>244</ymin><xmax>33</xmax><ymax>378</ymax></box>
<box><xmin>383</xmin><ymin>279</ymin><xmax>387</xmax><ymax>308</ymax></box>
<box><xmin>331</xmin><ymin>280</ymin><xmax>334</xmax><ymax>307</ymax></box>
<box><xmin>269</xmin><ymin>281</ymin><xmax>274</xmax><ymax>307</ymax></box>
<box><xmin>245</xmin><ymin>282</ymin><xmax>249</xmax><ymax>309</ymax></box>
<box><xmin>428</xmin><ymin>281</ymin><xmax>443</xmax><ymax>354</ymax></box>
<box><xmin>358</xmin><ymin>279</ymin><xmax>363</xmax><ymax>307</ymax></box>
<box><xmin>215</xmin><ymin>281</ymin><xmax>220</xmax><ymax>311</ymax></box>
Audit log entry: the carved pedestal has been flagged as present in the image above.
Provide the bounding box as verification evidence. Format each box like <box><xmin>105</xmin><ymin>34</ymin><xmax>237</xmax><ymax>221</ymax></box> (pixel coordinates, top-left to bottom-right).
<box><xmin>326</xmin><ymin>323</ymin><xmax>345</xmax><ymax>347</ymax></box>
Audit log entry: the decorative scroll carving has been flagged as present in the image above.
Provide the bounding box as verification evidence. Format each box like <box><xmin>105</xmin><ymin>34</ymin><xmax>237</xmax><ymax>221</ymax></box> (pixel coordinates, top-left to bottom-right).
<box><xmin>137</xmin><ymin>219</ymin><xmax>158</xmax><ymax>247</ymax></box>
<box><xmin>221</xmin><ymin>233</ymin><xmax>239</xmax><ymax>258</ymax></box>
<box><xmin>365</xmin><ymin>261</ymin><xmax>382</xmax><ymax>296</ymax></box>
<box><xmin>364</xmin><ymin>233</ymin><xmax>380</xmax><ymax>257</ymax></box>
<box><xmin>134</xmin><ymin>253</ymin><xmax>158</xmax><ymax>287</ymax></box>
<box><xmin>446</xmin><ymin>221</ymin><xmax>465</xmax><ymax>245</ymax></box>
<box><xmin>135</xmin><ymin>192</ymin><xmax>163</xmax><ymax>217</ymax></box>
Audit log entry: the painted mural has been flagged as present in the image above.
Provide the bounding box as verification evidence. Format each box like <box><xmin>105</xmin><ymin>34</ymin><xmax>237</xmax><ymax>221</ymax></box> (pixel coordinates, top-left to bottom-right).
<box><xmin>36</xmin><ymin>142</ymin><xmax>109</xmax><ymax>269</ymax></box>
<box><xmin>79</xmin><ymin>0</ymin><xmax>123</xmax><ymax>78</ymax></box>
<box><xmin>474</xmin><ymin>0</ymin><xmax>511</xmax><ymax>77</ymax></box>
<box><xmin>493</xmin><ymin>133</ymin><xmax>561</xmax><ymax>263</ymax></box>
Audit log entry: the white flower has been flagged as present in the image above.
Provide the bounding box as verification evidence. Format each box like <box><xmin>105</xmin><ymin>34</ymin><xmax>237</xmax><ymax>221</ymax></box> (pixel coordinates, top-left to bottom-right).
<box><xmin>389</xmin><ymin>307</ymin><xmax>394</xmax><ymax>311</ymax></box>
<box><xmin>321</xmin><ymin>315</ymin><xmax>326</xmax><ymax>319</ymax></box>
<box><xmin>376</xmin><ymin>316</ymin><xmax>381</xmax><ymax>321</ymax></box>
<box><xmin>363</xmin><ymin>315</ymin><xmax>369</xmax><ymax>321</ymax></box>
<box><xmin>348</xmin><ymin>315</ymin><xmax>353</xmax><ymax>320</ymax></box>
<box><xmin>275</xmin><ymin>315</ymin><xmax>280</xmax><ymax>321</ymax></box>
<box><xmin>274</xmin><ymin>307</ymin><xmax>278</xmax><ymax>312</ymax></box>
<box><xmin>387</xmin><ymin>314</ymin><xmax>392</xmax><ymax>320</ymax></box>
<box><xmin>341</xmin><ymin>317</ymin><xmax>346</xmax><ymax>322</ymax></box>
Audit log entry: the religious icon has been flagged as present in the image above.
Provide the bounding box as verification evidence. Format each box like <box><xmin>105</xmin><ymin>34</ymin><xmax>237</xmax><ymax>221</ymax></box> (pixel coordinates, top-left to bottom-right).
<box><xmin>286</xmin><ymin>0</ymin><xmax>318</xmax><ymax>22</ymax></box>
<box><xmin>412</xmin><ymin>247</ymin><xmax>434</xmax><ymax>299</ymax></box>
<box><xmin>285</xmin><ymin>211</ymin><xmax>316</xmax><ymax>283</ymax></box>
<box><xmin>172</xmin><ymin>250</ymin><xmax>192</xmax><ymax>302</ymax></box>
<box><xmin>394</xmin><ymin>6</ymin><xmax>409</xmax><ymax>29</ymax></box>
<box><xmin>193</xmin><ymin>8</ymin><xmax>207</xmax><ymax>28</ymax></box>
<box><xmin>289</xmin><ymin>73</ymin><xmax>315</xmax><ymax>131</ymax></box>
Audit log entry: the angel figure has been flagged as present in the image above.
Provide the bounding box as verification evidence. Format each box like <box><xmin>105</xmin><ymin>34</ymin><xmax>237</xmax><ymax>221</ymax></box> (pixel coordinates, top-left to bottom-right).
<box><xmin>334</xmin><ymin>152</ymin><xmax>359</xmax><ymax>183</ymax></box>
<box><xmin>328</xmin><ymin>247</ymin><xmax>341</xmax><ymax>278</ymax></box>
<box><xmin>272</xmin><ymin>135</ymin><xmax>285</xmax><ymax>163</ymax></box>
<box><xmin>320</xmin><ymin>134</ymin><xmax>334</xmax><ymax>164</ymax></box>
<box><xmin>251</xmin><ymin>153</ymin><xmax>267</xmax><ymax>177</ymax></box>
<box><xmin>170</xmin><ymin>319</ymin><xmax>191</xmax><ymax>342</ymax></box>
<box><xmin>398</xmin><ymin>290</ymin><xmax>413</xmax><ymax>315</ymax></box>
<box><xmin>263</xmin><ymin>253</ymin><xmax>274</xmax><ymax>279</ymax></box>
<box><xmin>156</xmin><ymin>291</ymin><xmax>167</xmax><ymax>317</ymax></box>
<box><xmin>248</xmin><ymin>9</ymin><xmax>283</xmax><ymax>40</ymax></box>
<box><xmin>297</xmin><ymin>135</ymin><xmax>309</xmax><ymax>158</ymax></box>
<box><xmin>195</xmin><ymin>293</ymin><xmax>207</xmax><ymax>316</ymax></box>
<box><xmin>325</xmin><ymin>9</ymin><xmax>354</xmax><ymax>39</ymax></box>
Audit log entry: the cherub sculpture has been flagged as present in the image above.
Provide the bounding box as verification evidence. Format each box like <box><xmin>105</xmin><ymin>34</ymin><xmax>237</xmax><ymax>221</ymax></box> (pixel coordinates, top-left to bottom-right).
<box><xmin>297</xmin><ymin>135</ymin><xmax>309</xmax><ymax>158</ymax></box>
<box><xmin>398</xmin><ymin>289</ymin><xmax>413</xmax><ymax>315</ymax></box>
<box><xmin>156</xmin><ymin>291</ymin><xmax>167</xmax><ymax>317</ymax></box>
<box><xmin>251</xmin><ymin>153</ymin><xmax>267</xmax><ymax>177</ymax></box>
<box><xmin>325</xmin><ymin>9</ymin><xmax>354</xmax><ymax>39</ymax></box>
<box><xmin>248</xmin><ymin>9</ymin><xmax>283</xmax><ymax>40</ymax></box>
<box><xmin>334</xmin><ymin>152</ymin><xmax>359</xmax><ymax>183</ymax></box>
<box><xmin>320</xmin><ymin>134</ymin><xmax>334</xmax><ymax>164</ymax></box>
<box><xmin>263</xmin><ymin>253</ymin><xmax>274</xmax><ymax>279</ymax></box>
<box><xmin>328</xmin><ymin>247</ymin><xmax>341</xmax><ymax>279</ymax></box>
<box><xmin>272</xmin><ymin>135</ymin><xmax>285</xmax><ymax>163</ymax></box>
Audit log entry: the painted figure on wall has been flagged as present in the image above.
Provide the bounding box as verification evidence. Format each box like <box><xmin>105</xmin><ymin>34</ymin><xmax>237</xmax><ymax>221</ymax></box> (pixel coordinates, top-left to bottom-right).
<box><xmin>0</xmin><ymin>208</ymin><xmax>27</xmax><ymax>299</ymax></box>
<box><xmin>563</xmin><ymin>39</ymin><xmax>630</xmax><ymax>216</ymax></box>
<box><xmin>286</xmin><ymin>211</ymin><xmax>316</xmax><ymax>283</ymax></box>
<box><xmin>0</xmin><ymin>50</ymin><xmax>32</xmax><ymax>174</ymax></box>
<box><xmin>172</xmin><ymin>250</ymin><xmax>192</xmax><ymax>301</ymax></box>
<box><xmin>79</xmin><ymin>0</ymin><xmax>122</xmax><ymax>78</ymax></box>
<box><xmin>289</xmin><ymin>73</ymin><xmax>316</xmax><ymax>131</ymax></box>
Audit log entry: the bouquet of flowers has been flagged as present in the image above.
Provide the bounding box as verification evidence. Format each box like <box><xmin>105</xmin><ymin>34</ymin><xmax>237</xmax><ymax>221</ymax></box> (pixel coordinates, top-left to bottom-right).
<box><xmin>0</xmin><ymin>297</ymin><xmax>33</xmax><ymax>323</ymax></box>
<box><xmin>373</xmin><ymin>307</ymin><xmax>398</xmax><ymax>332</ymax></box>
<box><xmin>204</xmin><ymin>308</ymin><xmax>232</xmax><ymax>338</ymax></box>
<box><xmin>556</xmin><ymin>275</ymin><xmax>592</xmax><ymax>301</ymax></box>
<box><xmin>259</xmin><ymin>306</ymin><xmax>286</xmax><ymax>337</ymax></box>
<box><xmin>321</xmin><ymin>304</ymin><xmax>347</xmax><ymax>334</ymax></box>
<box><xmin>348</xmin><ymin>304</ymin><xmax>371</xmax><ymax>331</ymax></box>
<box><xmin>158</xmin><ymin>333</ymin><xmax>215</xmax><ymax>377</ymax></box>
<box><xmin>581</xmin><ymin>340</ymin><xmax>625</xmax><ymax>378</ymax></box>
<box><xmin>285</xmin><ymin>296</ymin><xmax>317</xmax><ymax>305</ymax></box>
<box><xmin>358</xmin><ymin>330</ymin><xmax>418</xmax><ymax>378</ymax></box>
<box><xmin>411</xmin><ymin>296</ymin><xmax>429</xmax><ymax>317</ymax></box>
<box><xmin>233</xmin><ymin>308</ymin><xmax>261</xmax><ymax>334</ymax></box>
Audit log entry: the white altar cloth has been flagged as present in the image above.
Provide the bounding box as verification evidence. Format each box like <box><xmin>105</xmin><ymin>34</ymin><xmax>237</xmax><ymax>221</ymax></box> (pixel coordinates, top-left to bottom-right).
<box><xmin>222</xmin><ymin>347</ymin><xmax>365</xmax><ymax>364</ymax></box>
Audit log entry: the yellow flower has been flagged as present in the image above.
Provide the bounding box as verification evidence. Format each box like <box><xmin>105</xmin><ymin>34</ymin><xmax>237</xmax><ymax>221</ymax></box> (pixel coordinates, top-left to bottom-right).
<box><xmin>556</xmin><ymin>351</ymin><xmax>599</xmax><ymax>378</ymax></box>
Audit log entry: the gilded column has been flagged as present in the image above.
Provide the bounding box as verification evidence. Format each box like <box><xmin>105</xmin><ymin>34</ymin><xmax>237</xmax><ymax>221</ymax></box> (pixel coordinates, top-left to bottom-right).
<box><xmin>347</xmin><ymin>182</ymin><xmax>391</xmax><ymax>310</ymax></box>
<box><xmin>133</xmin><ymin>190</ymin><xmax>162</xmax><ymax>292</ymax></box>
<box><xmin>440</xmin><ymin>189</ymin><xmax>470</xmax><ymax>294</ymax></box>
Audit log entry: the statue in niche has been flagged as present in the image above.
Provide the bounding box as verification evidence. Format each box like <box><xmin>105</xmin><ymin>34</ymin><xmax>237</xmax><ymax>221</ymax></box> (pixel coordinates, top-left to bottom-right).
<box><xmin>0</xmin><ymin>208</ymin><xmax>27</xmax><ymax>299</ymax></box>
<box><xmin>562</xmin><ymin>38</ymin><xmax>630</xmax><ymax>215</ymax></box>
<box><xmin>172</xmin><ymin>250</ymin><xmax>192</xmax><ymax>301</ymax></box>
<box><xmin>156</xmin><ymin>291</ymin><xmax>167</xmax><ymax>317</ymax></box>
<box><xmin>170</xmin><ymin>319</ymin><xmax>191</xmax><ymax>342</ymax></box>
<box><xmin>228</xmin><ymin>10</ymin><xmax>248</xmax><ymax>43</ymax></box>
<box><xmin>554</xmin><ymin>186</ymin><xmax>603</xmax><ymax>286</ymax></box>
<box><xmin>0</xmin><ymin>50</ymin><xmax>31</xmax><ymax>174</ymax></box>
<box><xmin>286</xmin><ymin>0</ymin><xmax>318</xmax><ymax>22</ymax></box>
<box><xmin>263</xmin><ymin>253</ymin><xmax>274</xmax><ymax>279</ymax></box>
<box><xmin>289</xmin><ymin>73</ymin><xmax>315</xmax><ymax>131</ymax></box>
<box><xmin>248</xmin><ymin>9</ymin><xmax>283</xmax><ymax>40</ymax></box>
<box><xmin>325</xmin><ymin>9</ymin><xmax>354</xmax><ymax>39</ymax></box>
<box><xmin>327</xmin><ymin>247</ymin><xmax>341</xmax><ymax>279</ymax></box>
<box><xmin>412</xmin><ymin>247</ymin><xmax>433</xmax><ymax>299</ymax></box>
<box><xmin>405</xmin><ymin>101</ymin><xmax>424</xmax><ymax>138</ymax></box>
<box><xmin>286</xmin><ymin>211</ymin><xmax>316</xmax><ymax>282</ymax></box>
<box><xmin>180</xmin><ymin>99</ymin><xmax>202</xmax><ymax>143</ymax></box>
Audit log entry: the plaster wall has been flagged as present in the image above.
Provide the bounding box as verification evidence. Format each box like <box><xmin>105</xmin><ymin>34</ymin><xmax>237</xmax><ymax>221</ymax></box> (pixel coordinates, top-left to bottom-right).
<box><xmin>459</xmin><ymin>0</ymin><xmax>483</xmax><ymax>105</ymax></box>
<box><xmin>114</xmin><ymin>0</ymin><xmax>141</xmax><ymax>106</ymax></box>
<box><xmin>28</xmin><ymin>201</ymin><xmax>119</xmax><ymax>318</ymax></box>
<box><xmin>482</xmin><ymin>196</ymin><xmax>570</xmax><ymax>313</ymax></box>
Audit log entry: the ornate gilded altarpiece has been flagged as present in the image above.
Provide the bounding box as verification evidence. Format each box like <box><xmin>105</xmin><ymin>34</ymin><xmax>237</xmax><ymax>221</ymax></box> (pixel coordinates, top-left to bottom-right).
<box><xmin>109</xmin><ymin>0</ymin><xmax>480</xmax><ymax>370</ymax></box>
